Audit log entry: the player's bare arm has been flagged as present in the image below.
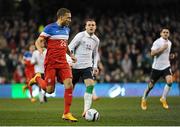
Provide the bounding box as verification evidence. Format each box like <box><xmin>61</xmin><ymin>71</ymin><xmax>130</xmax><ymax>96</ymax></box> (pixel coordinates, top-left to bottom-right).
<box><xmin>35</xmin><ymin>37</ymin><xmax>46</xmax><ymax>54</ymax></box>
<box><xmin>67</xmin><ymin>46</ymin><xmax>77</xmax><ymax>63</ymax></box>
<box><xmin>151</xmin><ymin>43</ymin><xmax>168</xmax><ymax>56</ymax></box>
<box><xmin>93</xmin><ymin>68</ymin><xmax>99</xmax><ymax>76</ymax></box>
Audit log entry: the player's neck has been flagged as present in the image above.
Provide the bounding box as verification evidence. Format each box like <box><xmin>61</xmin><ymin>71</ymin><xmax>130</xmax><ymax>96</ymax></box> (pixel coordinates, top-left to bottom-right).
<box><xmin>86</xmin><ymin>31</ymin><xmax>94</xmax><ymax>36</ymax></box>
<box><xmin>56</xmin><ymin>20</ymin><xmax>62</xmax><ymax>26</ymax></box>
<box><xmin>161</xmin><ymin>37</ymin><xmax>168</xmax><ymax>41</ymax></box>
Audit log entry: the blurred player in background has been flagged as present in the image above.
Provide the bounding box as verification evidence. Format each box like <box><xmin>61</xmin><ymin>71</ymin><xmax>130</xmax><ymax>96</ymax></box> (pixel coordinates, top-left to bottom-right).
<box><xmin>141</xmin><ymin>28</ymin><xmax>173</xmax><ymax>110</ymax></box>
<box><xmin>22</xmin><ymin>43</ymin><xmax>36</xmax><ymax>102</ymax></box>
<box><xmin>28</xmin><ymin>8</ymin><xmax>78</xmax><ymax>122</ymax></box>
<box><xmin>30</xmin><ymin>41</ymin><xmax>47</xmax><ymax>103</ymax></box>
<box><xmin>69</xmin><ymin>18</ymin><xmax>100</xmax><ymax>117</ymax></box>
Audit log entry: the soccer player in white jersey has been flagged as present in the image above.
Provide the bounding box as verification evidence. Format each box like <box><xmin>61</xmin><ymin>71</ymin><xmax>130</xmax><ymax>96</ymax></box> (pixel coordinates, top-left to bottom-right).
<box><xmin>141</xmin><ymin>28</ymin><xmax>173</xmax><ymax>110</ymax></box>
<box><xmin>69</xmin><ymin>18</ymin><xmax>100</xmax><ymax>117</ymax></box>
<box><xmin>31</xmin><ymin>41</ymin><xmax>47</xmax><ymax>103</ymax></box>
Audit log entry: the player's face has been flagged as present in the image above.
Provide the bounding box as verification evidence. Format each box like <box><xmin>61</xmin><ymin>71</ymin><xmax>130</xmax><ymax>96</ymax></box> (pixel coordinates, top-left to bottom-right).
<box><xmin>29</xmin><ymin>45</ymin><xmax>35</xmax><ymax>52</ymax></box>
<box><xmin>61</xmin><ymin>13</ymin><xmax>71</xmax><ymax>26</ymax></box>
<box><xmin>85</xmin><ymin>21</ymin><xmax>96</xmax><ymax>35</ymax></box>
<box><xmin>160</xmin><ymin>29</ymin><xmax>170</xmax><ymax>40</ymax></box>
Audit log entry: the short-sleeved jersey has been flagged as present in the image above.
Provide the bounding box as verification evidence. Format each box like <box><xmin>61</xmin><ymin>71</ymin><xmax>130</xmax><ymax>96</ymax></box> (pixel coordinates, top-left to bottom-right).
<box><xmin>68</xmin><ymin>31</ymin><xmax>100</xmax><ymax>69</ymax></box>
<box><xmin>31</xmin><ymin>49</ymin><xmax>47</xmax><ymax>73</ymax></box>
<box><xmin>151</xmin><ymin>37</ymin><xmax>172</xmax><ymax>70</ymax></box>
<box><xmin>40</xmin><ymin>22</ymin><xmax>70</xmax><ymax>68</ymax></box>
<box><xmin>23</xmin><ymin>51</ymin><xmax>34</xmax><ymax>73</ymax></box>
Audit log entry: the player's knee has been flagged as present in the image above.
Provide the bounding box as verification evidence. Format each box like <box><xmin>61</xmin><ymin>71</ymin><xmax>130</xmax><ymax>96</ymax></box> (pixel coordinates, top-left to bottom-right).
<box><xmin>85</xmin><ymin>79</ymin><xmax>94</xmax><ymax>86</ymax></box>
<box><xmin>166</xmin><ymin>78</ymin><xmax>173</xmax><ymax>85</ymax></box>
<box><xmin>64</xmin><ymin>80</ymin><xmax>73</xmax><ymax>89</ymax></box>
<box><xmin>166</xmin><ymin>75</ymin><xmax>173</xmax><ymax>84</ymax></box>
<box><xmin>46</xmin><ymin>85</ymin><xmax>54</xmax><ymax>94</ymax></box>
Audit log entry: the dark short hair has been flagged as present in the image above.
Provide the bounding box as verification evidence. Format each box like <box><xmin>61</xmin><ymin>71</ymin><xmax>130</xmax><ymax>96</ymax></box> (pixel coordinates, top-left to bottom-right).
<box><xmin>84</xmin><ymin>18</ymin><xmax>96</xmax><ymax>27</ymax></box>
<box><xmin>57</xmin><ymin>8</ymin><xmax>71</xmax><ymax>18</ymax></box>
<box><xmin>160</xmin><ymin>27</ymin><xmax>170</xmax><ymax>33</ymax></box>
<box><xmin>85</xmin><ymin>18</ymin><xmax>95</xmax><ymax>24</ymax></box>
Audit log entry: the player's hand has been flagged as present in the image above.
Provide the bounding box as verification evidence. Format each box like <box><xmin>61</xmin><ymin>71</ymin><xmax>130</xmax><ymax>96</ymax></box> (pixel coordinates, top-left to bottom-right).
<box><xmin>170</xmin><ymin>53</ymin><xmax>175</xmax><ymax>59</ymax></box>
<box><xmin>93</xmin><ymin>68</ymin><xmax>99</xmax><ymax>76</ymax></box>
<box><xmin>70</xmin><ymin>54</ymin><xmax>77</xmax><ymax>63</ymax></box>
<box><xmin>161</xmin><ymin>43</ymin><xmax>168</xmax><ymax>51</ymax></box>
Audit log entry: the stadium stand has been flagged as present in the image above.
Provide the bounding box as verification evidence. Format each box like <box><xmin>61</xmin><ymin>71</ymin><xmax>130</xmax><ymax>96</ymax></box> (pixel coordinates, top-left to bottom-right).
<box><xmin>0</xmin><ymin>0</ymin><xmax>179</xmax><ymax>83</ymax></box>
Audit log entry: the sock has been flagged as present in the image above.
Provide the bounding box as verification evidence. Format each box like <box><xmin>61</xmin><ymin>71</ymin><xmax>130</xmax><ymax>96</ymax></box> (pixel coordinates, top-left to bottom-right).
<box><xmin>28</xmin><ymin>86</ymin><xmax>33</xmax><ymax>98</ymax></box>
<box><xmin>162</xmin><ymin>84</ymin><xmax>171</xmax><ymax>99</ymax></box>
<box><xmin>64</xmin><ymin>88</ymin><xmax>72</xmax><ymax>114</ymax></box>
<box><xmin>84</xmin><ymin>85</ymin><xmax>94</xmax><ymax>112</ymax></box>
<box><xmin>86</xmin><ymin>85</ymin><xmax>94</xmax><ymax>93</ymax></box>
<box><xmin>39</xmin><ymin>90</ymin><xmax>44</xmax><ymax>102</ymax></box>
<box><xmin>36</xmin><ymin>77</ymin><xmax>47</xmax><ymax>91</ymax></box>
<box><xmin>142</xmin><ymin>85</ymin><xmax>153</xmax><ymax>100</ymax></box>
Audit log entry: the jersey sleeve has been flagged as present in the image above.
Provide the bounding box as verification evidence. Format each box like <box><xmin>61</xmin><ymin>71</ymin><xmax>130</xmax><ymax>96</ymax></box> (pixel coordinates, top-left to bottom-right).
<box><xmin>151</xmin><ymin>40</ymin><xmax>160</xmax><ymax>51</ymax></box>
<box><xmin>93</xmin><ymin>40</ymin><xmax>100</xmax><ymax>68</ymax></box>
<box><xmin>68</xmin><ymin>33</ymin><xmax>82</xmax><ymax>53</ymax></box>
<box><xmin>39</xmin><ymin>25</ymin><xmax>51</xmax><ymax>38</ymax></box>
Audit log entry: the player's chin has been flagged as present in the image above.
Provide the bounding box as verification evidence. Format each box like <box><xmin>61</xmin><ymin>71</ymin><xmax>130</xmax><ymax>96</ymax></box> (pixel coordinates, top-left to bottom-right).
<box><xmin>89</xmin><ymin>31</ymin><xmax>94</xmax><ymax>34</ymax></box>
<box><xmin>66</xmin><ymin>22</ymin><xmax>71</xmax><ymax>26</ymax></box>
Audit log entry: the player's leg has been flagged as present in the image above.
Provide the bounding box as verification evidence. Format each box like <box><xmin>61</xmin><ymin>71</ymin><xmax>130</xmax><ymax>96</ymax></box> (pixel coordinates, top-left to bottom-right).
<box><xmin>142</xmin><ymin>81</ymin><xmax>154</xmax><ymax>100</ymax></box>
<box><xmin>25</xmin><ymin>72</ymin><xmax>36</xmax><ymax>102</ymax></box>
<box><xmin>39</xmin><ymin>87</ymin><xmax>44</xmax><ymax>103</ymax></box>
<box><xmin>92</xmin><ymin>77</ymin><xmax>100</xmax><ymax>101</ymax></box>
<box><xmin>43</xmin><ymin>91</ymin><xmax>47</xmax><ymax>102</ymax></box>
<box><xmin>43</xmin><ymin>68</ymin><xmax>56</xmax><ymax>94</ymax></box>
<box><xmin>60</xmin><ymin>67</ymin><xmax>78</xmax><ymax>122</ymax></box>
<box><xmin>39</xmin><ymin>88</ymin><xmax>47</xmax><ymax>103</ymax></box>
<box><xmin>141</xmin><ymin>69</ymin><xmax>160</xmax><ymax>110</ymax></box>
<box><xmin>92</xmin><ymin>89</ymin><xmax>99</xmax><ymax>101</ymax></box>
<box><xmin>82</xmin><ymin>67</ymin><xmax>95</xmax><ymax>116</ymax></box>
<box><xmin>72</xmin><ymin>69</ymin><xmax>81</xmax><ymax>89</ymax></box>
<box><xmin>38</xmin><ymin>74</ymin><xmax>47</xmax><ymax>103</ymax></box>
<box><xmin>29</xmin><ymin>66</ymin><xmax>56</xmax><ymax>93</ymax></box>
<box><xmin>160</xmin><ymin>67</ymin><xmax>173</xmax><ymax>109</ymax></box>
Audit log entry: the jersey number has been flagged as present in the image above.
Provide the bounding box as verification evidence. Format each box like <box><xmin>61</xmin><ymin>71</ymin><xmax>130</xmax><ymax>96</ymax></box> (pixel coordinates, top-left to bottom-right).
<box><xmin>60</xmin><ymin>41</ymin><xmax>67</xmax><ymax>47</ymax></box>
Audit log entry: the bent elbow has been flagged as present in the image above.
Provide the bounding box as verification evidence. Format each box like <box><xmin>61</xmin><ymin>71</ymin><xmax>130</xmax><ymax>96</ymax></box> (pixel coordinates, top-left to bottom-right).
<box><xmin>151</xmin><ymin>52</ymin><xmax>155</xmax><ymax>57</ymax></box>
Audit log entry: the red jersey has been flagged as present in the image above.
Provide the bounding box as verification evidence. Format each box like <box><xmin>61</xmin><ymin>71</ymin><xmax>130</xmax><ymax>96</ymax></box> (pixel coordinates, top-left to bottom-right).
<box><xmin>40</xmin><ymin>22</ymin><xmax>70</xmax><ymax>68</ymax></box>
<box><xmin>23</xmin><ymin>51</ymin><xmax>35</xmax><ymax>82</ymax></box>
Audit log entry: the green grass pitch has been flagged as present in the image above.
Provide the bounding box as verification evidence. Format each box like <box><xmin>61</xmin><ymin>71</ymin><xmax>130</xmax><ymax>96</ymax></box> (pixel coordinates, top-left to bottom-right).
<box><xmin>0</xmin><ymin>97</ymin><xmax>180</xmax><ymax>126</ymax></box>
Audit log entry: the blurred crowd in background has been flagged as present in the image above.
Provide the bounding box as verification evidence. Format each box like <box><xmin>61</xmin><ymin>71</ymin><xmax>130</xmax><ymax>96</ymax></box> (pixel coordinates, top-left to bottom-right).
<box><xmin>0</xmin><ymin>0</ymin><xmax>179</xmax><ymax>84</ymax></box>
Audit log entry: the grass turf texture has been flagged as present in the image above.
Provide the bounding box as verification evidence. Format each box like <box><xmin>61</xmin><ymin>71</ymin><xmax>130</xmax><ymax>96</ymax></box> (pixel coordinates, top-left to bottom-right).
<box><xmin>0</xmin><ymin>97</ymin><xmax>180</xmax><ymax>126</ymax></box>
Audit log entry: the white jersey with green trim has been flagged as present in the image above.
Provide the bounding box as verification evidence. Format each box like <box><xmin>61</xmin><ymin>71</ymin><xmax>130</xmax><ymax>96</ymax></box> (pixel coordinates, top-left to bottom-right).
<box><xmin>151</xmin><ymin>37</ymin><xmax>172</xmax><ymax>70</ymax></box>
<box><xmin>69</xmin><ymin>31</ymin><xmax>100</xmax><ymax>69</ymax></box>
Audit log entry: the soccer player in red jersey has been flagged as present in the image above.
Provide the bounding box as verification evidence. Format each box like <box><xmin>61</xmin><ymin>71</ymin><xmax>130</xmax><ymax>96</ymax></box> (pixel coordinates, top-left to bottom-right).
<box><xmin>28</xmin><ymin>8</ymin><xmax>77</xmax><ymax>122</ymax></box>
<box><xmin>22</xmin><ymin>43</ymin><xmax>36</xmax><ymax>102</ymax></box>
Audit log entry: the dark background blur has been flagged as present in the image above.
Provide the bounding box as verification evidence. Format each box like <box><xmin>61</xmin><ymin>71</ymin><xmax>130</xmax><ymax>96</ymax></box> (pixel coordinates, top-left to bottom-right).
<box><xmin>0</xmin><ymin>0</ymin><xmax>179</xmax><ymax>83</ymax></box>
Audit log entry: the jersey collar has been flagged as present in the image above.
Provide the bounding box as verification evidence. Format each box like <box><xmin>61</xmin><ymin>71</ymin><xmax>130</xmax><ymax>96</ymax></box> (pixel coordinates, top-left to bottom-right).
<box><xmin>160</xmin><ymin>37</ymin><xmax>168</xmax><ymax>42</ymax></box>
<box><xmin>85</xmin><ymin>31</ymin><xmax>95</xmax><ymax>38</ymax></box>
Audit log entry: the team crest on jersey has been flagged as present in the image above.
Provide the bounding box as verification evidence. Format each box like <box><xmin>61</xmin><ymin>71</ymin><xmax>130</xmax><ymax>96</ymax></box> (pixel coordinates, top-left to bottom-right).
<box><xmin>48</xmin><ymin>78</ymin><xmax>51</xmax><ymax>83</ymax></box>
<box><xmin>86</xmin><ymin>44</ymin><xmax>92</xmax><ymax>50</ymax></box>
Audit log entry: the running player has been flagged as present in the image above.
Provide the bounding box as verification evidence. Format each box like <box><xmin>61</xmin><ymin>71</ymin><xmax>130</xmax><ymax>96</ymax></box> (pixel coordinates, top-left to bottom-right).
<box><xmin>141</xmin><ymin>28</ymin><xmax>173</xmax><ymax>110</ymax></box>
<box><xmin>28</xmin><ymin>8</ymin><xmax>77</xmax><ymax>122</ymax></box>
